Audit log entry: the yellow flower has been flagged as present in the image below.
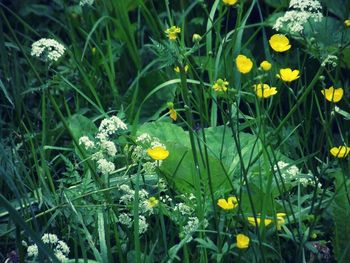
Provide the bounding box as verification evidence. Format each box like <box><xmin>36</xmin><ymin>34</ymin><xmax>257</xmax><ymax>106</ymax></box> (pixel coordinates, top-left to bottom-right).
<box><xmin>213</xmin><ymin>79</ymin><xmax>229</xmax><ymax>92</ymax></box>
<box><xmin>169</xmin><ymin>108</ymin><xmax>177</xmax><ymax>121</ymax></box>
<box><xmin>236</xmin><ymin>234</ymin><xmax>250</xmax><ymax>249</ymax></box>
<box><xmin>223</xmin><ymin>0</ymin><xmax>238</xmax><ymax>5</ymax></box>
<box><xmin>277</xmin><ymin>68</ymin><xmax>300</xmax><ymax>82</ymax></box>
<box><xmin>276</xmin><ymin>213</ymin><xmax>286</xmax><ymax>230</ymax></box>
<box><xmin>254</xmin><ymin>84</ymin><xmax>277</xmax><ymax>98</ymax></box>
<box><xmin>217</xmin><ymin>196</ymin><xmax>238</xmax><ymax>210</ymax></box>
<box><xmin>165</xmin><ymin>26</ymin><xmax>181</xmax><ymax>41</ymax></box>
<box><xmin>269</xmin><ymin>34</ymin><xmax>291</xmax><ymax>52</ymax></box>
<box><xmin>236</xmin><ymin>54</ymin><xmax>253</xmax><ymax>74</ymax></box>
<box><xmin>148</xmin><ymin>197</ymin><xmax>159</xmax><ymax>207</ymax></box>
<box><xmin>174</xmin><ymin>64</ymin><xmax>189</xmax><ymax>73</ymax></box>
<box><xmin>147</xmin><ymin>146</ymin><xmax>169</xmax><ymax>160</ymax></box>
<box><xmin>192</xmin><ymin>33</ymin><xmax>202</xmax><ymax>42</ymax></box>
<box><xmin>247</xmin><ymin>216</ymin><xmax>272</xmax><ymax>227</ymax></box>
<box><xmin>260</xmin><ymin>60</ymin><xmax>272</xmax><ymax>71</ymax></box>
<box><xmin>321</xmin><ymin>86</ymin><xmax>344</xmax><ymax>103</ymax></box>
<box><xmin>330</xmin><ymin>146</ymin><xmax>350</xmax><ymax>158</ymax></box>
<box><xmin>344</xmin><ymin>19</ymin><xmax>350</xmax><ymax>27</ymax></box>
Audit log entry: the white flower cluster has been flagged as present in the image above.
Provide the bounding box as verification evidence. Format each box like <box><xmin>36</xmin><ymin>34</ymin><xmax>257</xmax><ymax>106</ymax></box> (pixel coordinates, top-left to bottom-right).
<box><xmin>79</xmin><ymin>136</ymin><xmax>95</xmax><ymax>149</ymax></box>
<box><xmin>174</xmin><ymin>203</ymin><xmax>194</xmax><ymax>216</ymax></box>
<box><xmin>97</xmin><ymin>116</ymin><xmax>127</xmax><ymax>141</ymax></box>
<box><xmin>321</xmin><ymin>55</ymin><xmax>338</xmax><ymax>68</ymax></box>
<box><xmin>31</xmin><ymin>38</ymin><xmax>65</xmax><ymax>62</ymax></box>
<box><xmin>79</xmin><ymin>115</ymin><xmax>127</xmax><ymax>175</ymax></box>
<box><xmin>26</xmin><ymin>233</ymin><xmax>70</xmax><ymax>262</ymax></box>
<box><xmin>182</xmin><ymin>217</ymin><xmax>208</xmax><ymax>243</ymax></box>
<box><xmin>273</xmin><ymin>0</ymin><xmax>323</xmax><ymax>34</ymax></box>
<box><xmin>274</xmin><ymin>161</ymin><xmax>322</xmax><ymax>188</ymax></box>
<box><xmin>96</xmin><ymin>158</ymin><xmax>115</xmax><ymax>175</ymax></box>
<box><xmin>117</xmin><ymin>184</ymin><xmax>155</xmax><ymax>234</ymax></box>
<box><xmin>79</xmin><ymin>0</ymin><xmax>94</xmax><ymax>6</ymax></box>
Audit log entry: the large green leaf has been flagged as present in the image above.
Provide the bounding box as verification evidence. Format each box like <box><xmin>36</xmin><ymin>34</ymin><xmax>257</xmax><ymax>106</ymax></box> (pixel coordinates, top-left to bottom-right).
<box><xmin>332</xmin><ymin>172</ymin><xmax>350</xmax><ymax>262</ymax></box>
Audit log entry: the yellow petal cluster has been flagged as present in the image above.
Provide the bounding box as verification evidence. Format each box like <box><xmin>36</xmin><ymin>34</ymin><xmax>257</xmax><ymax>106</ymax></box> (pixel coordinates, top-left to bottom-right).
<box><xmin>277</xmin><ymin>68</ymin><xmax>300</xmax><ymax>82</ymax></box>
<box><xmin>260</xmin><ymin>60</ymin><xmax>272</xmax><ymax>71</ymax></box>
<box><xmin>321</xmin><ymin>87</ymin><xmax>343</xmax><ymax>103</ymax></box>
<box><xmin>254</xmin><ymin>84</ymin><xmax>277</xmax><ymax>98</ymax></box>
<box><xmin>223</xmin><ymin>0</ymin><xmax>238</xmax><ymax>5</ymax></box>
<box><xmin>174</xmin><ymin>64</ymin><xmax>189</xmax><ymax>73</ymax></box>
<box><xmin>147</xmin><ymin>146</ymin><xmax>169</xmax><ymax>160</ymax></box>
<box><xmin>217</xmin><ymin>196</ymin><xmax>238</xmax><ymax>210</ymax></box>
<box><xmin>269</xmin><ymin>34</ymin><xmax>291</xmax><ymax>52</ymax></box>
<box><xmin>165</xmin><ymin>26</ymin><xmax>181</xmax><ymax>41</ymax></box>
<box><xmin>148</xmin><ymin>197</ymin><xmax>159</xmax><ymax>207</ymax></box>
<box><xmin>276</xmin><ymin>213</ymin><xmax>286</xmax><ymax>230</ymax></box>
<box><xmin>344</xmin><ymin>19</ymin><xmax>350</xmax><ymax>27</ymax></box>
<box><xmin>330</xmin><ymin>146</ymin><xmax>350</xmax><ymax>158</ymax></box>
<box><xmin>213</xmin><ymin>79</ymin><xmax>229</xmax><ymax>92</ymax></box>
<box><xmin>236</xmin><ymin>54</ymin><xmax>253</xmax><ymax>74</ymax></box>
<box><xmin>169</xmin><ymin>108</ymin><xmax>177</xmax><ymax>121</ymax></box>
<box><xmin>247</xmin><ymin>216</ymin><xmax>272</xmax><ymax>227</ymax></box>
<box><xmin>236</xmin><ymin>234</ymin><xmax>250</xmax><ymax>249</ymax></box>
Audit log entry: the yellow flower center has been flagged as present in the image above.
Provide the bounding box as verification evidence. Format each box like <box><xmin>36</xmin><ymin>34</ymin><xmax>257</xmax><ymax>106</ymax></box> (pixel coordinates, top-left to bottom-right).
<box><xmin>165</xmin><ymin>26</ymin><xmax>181</xmax><ymax>41</ymax></box>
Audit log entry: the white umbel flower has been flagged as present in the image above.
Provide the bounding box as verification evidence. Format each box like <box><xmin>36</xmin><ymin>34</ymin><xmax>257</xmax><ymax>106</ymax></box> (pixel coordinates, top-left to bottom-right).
<box><xmin>96</xmin><ymin>158</ymin><xmax>115</xmax><ymax>175</ymax></box>
<box><xmin>79</xmin><ymin>136</ymin><xmax>95</xmax><ymax>149</ymax></box>
<box><xmin>79</xmin><ymin>0</ymin><xmax>94</xmax><ymax>6</ymax></box>
<box><xmin>138</xmin><ymin>215</ymin><xmax>148</xmax><ymax>234</ymax></box>
<box><xmin>27</xmin><ymin>244</ymin><xmax>38</xmax><ymax>257</ymax></box>
<box><xmin>31</xmin><ymin>38</ymin><xmax>65</xmax><ymax>62</ymax></box>
<box><xmin>100</xmin><ymin>140</ymin><xmax>117</xmax><ymax>157</ymax></box>
<box><xmin>42</xmin><ymin>233</ymin><xmax>58</xmax><ymax>244</ymax></box>
<box><xmin>273</xmin><ymin>0</ymin><xmax>323</xmax><ymax>34</ymax></box>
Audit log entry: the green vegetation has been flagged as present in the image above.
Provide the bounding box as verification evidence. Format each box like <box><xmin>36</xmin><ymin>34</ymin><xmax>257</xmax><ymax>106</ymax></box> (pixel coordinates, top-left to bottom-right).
<box><xmin>1</xmin><ymin>0</ymin><xmax>350</xmax><ymax>262</ymax></box>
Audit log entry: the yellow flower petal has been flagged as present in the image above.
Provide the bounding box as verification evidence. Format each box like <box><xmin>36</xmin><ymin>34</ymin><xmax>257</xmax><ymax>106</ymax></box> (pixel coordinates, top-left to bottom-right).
<box><xmin>147</xmin><ymin>146</ymin><xmax>169</xmax><ymax>160</ymax></box>
<box><xmin>269</xmin><ymin>34</ymin><xmax>291</xmax><ymax>52</ymax></box>
<box><xmin>254</xmin><ymin>84</ymin><xmax>277</xmax><ymax>98</ymax></box>
<box><xmin>247</xmin><ymin>216</ymin><xmax>272</xmax><ymax>227</ymax></box>
<box><xmin>344</xmin><ymin>19</ymin><xmax>350</xmax><ymax>27</ymax></box>
<box><xmin>260</xmin><ymin>60</ymin><xmax>272</xmax><ymax>71</ymax></box>
<box><xmin>330</xmin><ymin>146</ymin><xmax>350</xmax><ymax>158</ymax></box>
<box><xmin>213</xmin><ymin>78</ymin><xmax>229</xmax><ymax>92</ymax></box>
<box><xmin>277</xmin><ymin>68</ymin><xmax>300</xmax><ymax>82</ymax></box>
<box><xmin>223</xmin><ymin>0</ymin><xmax>238</xmax><ymax>5</ymax></box>
<box><xmin>217</xmin><ymin>196</ymin><xmax>238</xmax><ymax>210</ymax></box>
<box><xmin>236</xmin><ymin>234</ymin><xmax>250</xmax><ymax>249</ymax></box>
<box><xmin>321</xmin><ymin>86</ymin><xmax>343</xmax><ymax>103</ymax></box>
<box><xmin>236</xmin><ymin>54</ymin><xmax>253</xmax><ymax>74</ymax></box>
<box><xmin>165</xmin><ymin>26</ymin><xmax>181</xmax><ymax>41</ymax></box>
<box><xmin>148</xmin><ymin>197</ymin><xmax>159</xmax><ymax>207</ymax></box>
<box><xmin>169</xmin><ymin>108</ymin><xmax>177</xmax><ymax>121</ymax></box>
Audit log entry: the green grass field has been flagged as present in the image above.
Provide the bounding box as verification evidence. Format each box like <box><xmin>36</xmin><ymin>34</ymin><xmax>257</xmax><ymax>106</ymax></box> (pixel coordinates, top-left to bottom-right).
<box><xmin>1</xmin><ymin>0</ymin><xmax>350</xmax><ymax>262</ymax></box>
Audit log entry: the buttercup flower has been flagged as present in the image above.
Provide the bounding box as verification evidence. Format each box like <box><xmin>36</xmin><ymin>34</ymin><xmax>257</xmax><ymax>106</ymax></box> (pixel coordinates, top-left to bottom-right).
<box><xmin>236</xmin><ymin>54</ymin><xmax>253</xmax><ymax>74</ymax></box>
<box><xmin>192</xmin><ymin>33</ymin><xmax>202</xmax><ymax>42</ymax></box>
<box><xmin>260</xmin><ymin>60</ymin><xmax>272</xmax><ymax>71</ymax></box>
<box><xmin>344</xmin><ymin>19</ymin><xmax>350</xmax><ymax>27</ymax></box>
<box><xmin>147</xmin><ymin>146</ymin><xmax>169</xmax><ymax>160</ymax></box>
<box><xmin>223</xmin><ymin>0</ymin><xmax>238</xmax><ymax>5</ymax></box>
<box><xmin>217</xmin><ymin>196</ymin><xmax>238</xmax><ymax>210</ymax></box>
<box><xmin>247</xmin><ymin>216</ymin><xmax>272</xmax><ymax>227</ymax></box>
<box><xmin>321</xmin><ymin>87</ymin><xmax>344</xmax><ymax>103</ymax></box>
<box><xmin>276</xmin><ymin>213</ymin><xmax>286</xmax><ymax>230</ymax></box>
<box><xmin>165</xmin><ymin>26</ymin><xmax>181</xmax><ymax>41</ymax></box>
<box><xmin>213</xmin><ymin>79</ymin><xmax>229</xmax><ymax>92</ymax></box>
<box><xmin>236</xmin><ymin>234</ymin><xmax>250</xmax><ymax>249</ymax></box>
<box><xmin>148</xmin><ymin>197</ymin><xmax>159</xmax><ymax>207</ymax></box>
<box><xmin>277</xmin><ymin>68</ymin><xmax>300</xmax><ymax>82</ymax></box>
<box><xmin>174</xmin><ymin>65</ymin><xmax>189</xmax><ymax>73</ymax></box>
<box><xmin>167</xmin><ymin>102</ymin><xmax>177</xmax><ymax>121</ymax></box>
<box><xmin>254</xmin><ymin>84</ymin><xmax>277</xmax><ymax>98</ymax></box>
<box><xmin>330</xmin><ymin>146</ymin><xmax>350</xmax><ymax>158</ymax></box>
<box><xmin>269</xmin><ymin>34</ymin><xmax>291</xmax><ymax>52</ymax></box>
